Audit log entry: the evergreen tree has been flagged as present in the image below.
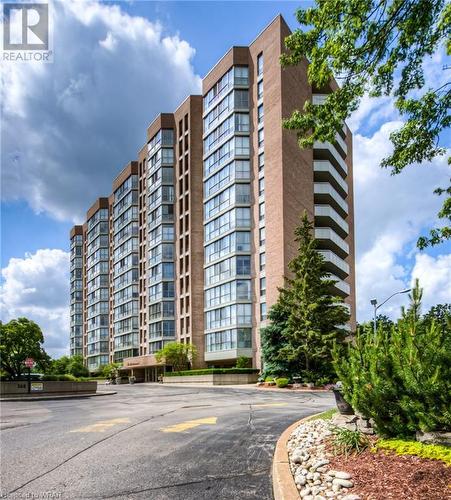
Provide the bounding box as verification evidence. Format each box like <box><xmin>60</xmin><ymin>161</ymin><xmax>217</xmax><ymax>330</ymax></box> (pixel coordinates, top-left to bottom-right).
<box><xmin>278</xmin><ymin>213</ymin><xmax>350</xmax><ymax>378</ymax></box>
<box><xmin>334</xmin><ymin>280</ymin><xmax>451</xmax><ymax>436</ymax></box>
<box><xmin>422</xmin><ymin>303</ymin><xmax>451</xmax><ymax>332</ymax></box>
<box><xmin>260</xmin><ymin>303</ymin><xmax>293</xmax><ymax>377</ymax></box>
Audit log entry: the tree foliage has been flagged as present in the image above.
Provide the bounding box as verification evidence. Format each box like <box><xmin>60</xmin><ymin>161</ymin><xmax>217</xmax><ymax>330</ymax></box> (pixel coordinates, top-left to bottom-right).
<box><xmin>101</xmin><ymin>363</ymin><xmax>121</xmax><ymax>379</ymax></box>
<box><xmin>155</xmin><ymin>342</ymin><xmax>197</xmax><ymax>372</ymax></box>
<box><xmin>49</xmin><ymin>355</ymin><xmax>89</xmax><ymax>378</ymax></box>
<box><xmin>261</xmin><ymin>213</ymin><xmax>350</xmax><ymax>380</ymax></box>
<box><xmin>260</xmin><ymin>303</ymin><xmax>294</xmax><ymax>377</ymax></box>
<box><xmin>0</xmin><ymin>318</ymin><xmax>50</xmax><ymax>379</ymax></box>
<box><xmin>333</xmin><ymin>281</ymin><xmax>451</xmax><ymax>437</ymax></box>
<box><xmin>281</xmin><ymin>0</ymin><xmax>451</xmax><ymax>248</ymax></box>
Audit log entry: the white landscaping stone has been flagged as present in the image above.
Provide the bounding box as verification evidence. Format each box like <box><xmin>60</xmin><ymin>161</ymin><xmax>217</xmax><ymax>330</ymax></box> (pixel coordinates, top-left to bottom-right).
<box><xmin>341</xmin><ymin>496</ymin><xmax>361</xmax><ymax>500</ymax></box>
<box><xmin>332</xmin><ymin>479</ymin><xmax>354</xmax><ymax>488</ymax></box>
<box><xmin>334</xmin><ymin>471</ymin><xmax>352</xmax><ymax>480</ymax></box>
<box><xmin>296</xmin><ymin>475</ymin><xmax>307</xmax><ymax>486</ymax></box>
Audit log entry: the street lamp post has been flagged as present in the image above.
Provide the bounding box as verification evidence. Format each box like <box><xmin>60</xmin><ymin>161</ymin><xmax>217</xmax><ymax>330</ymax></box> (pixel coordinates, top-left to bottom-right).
<box><xmin>370</xmin><ymin>289</ymin><xmax>411</xmax><ymax>337</ymax></box>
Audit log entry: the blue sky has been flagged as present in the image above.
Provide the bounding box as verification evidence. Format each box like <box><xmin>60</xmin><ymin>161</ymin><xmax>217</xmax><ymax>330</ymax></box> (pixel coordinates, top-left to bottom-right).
<box><xmin>1</xmin><ymin>0</ymin><xmax>450</xmax><ymax>356</ymax></box>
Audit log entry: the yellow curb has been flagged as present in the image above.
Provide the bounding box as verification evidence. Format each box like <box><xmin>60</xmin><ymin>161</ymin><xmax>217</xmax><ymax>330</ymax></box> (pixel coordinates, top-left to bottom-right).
<box><xmin>272</xmin><ymin>412</ymin><xmax>325</xmax><ymax>500</ymax></box>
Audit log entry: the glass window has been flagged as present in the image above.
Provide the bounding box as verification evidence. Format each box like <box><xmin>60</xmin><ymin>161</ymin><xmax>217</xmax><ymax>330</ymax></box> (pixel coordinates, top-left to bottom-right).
<box><xmin>259</xmin><ymin>202</ymin><xmax>265</xmax><ymax>221</ymax></box>
<box><xmin>258</xmin><ymin>128</ymin><xmax>264</xmax><ymax>148</ymax></box>
<box><xmin>234</xmin><ymin>90</ymin><xmax>249</xmax><ymax>109</ymax></box>
<box><xmin>259</xmin><ymin>252</ymin><xmax>266</xmax><ymax>271</ymax></box>
<box><xmin>235</xmin><ymin>113</ymin><xmax>250</xmax><ymax>133</ymax></box>
<box><xmin>260</xmin><ymin>277</ymin><xmax>266</xmax><ymax>296</ymax></box>
<box><xmin>258</xmin><ymin>104</ymin><xmax>264</xmax><ymax>124</ymax></box>
<box><xmin>259</xmin><ymin>227</ymin><xmax>266</xmax><ymax>246</ymax></box>
<box><xmin>259</xmin><ymin>177</ymin><xmax>265</xmax><ymax>196</ymax></box>
<box><xmin>257</xmin><ymin>80</ymin><xmax>263</xmax><ymax>99</ymax></box>
<box><xmin>258</xmin><ymin>152</ymin><xmax>264</xmax><ymax>170</ymax></box>
<box><xmin>237</xmin><ymin>256</ymin><xmax>251</xmax><ymax>275</ymax></box>
<box><xmin>234</xmin><ymin>66</ymin><xmax>249</xmax><ymax>85</ymax></box>
<box><xmin>260</xmin><ymin>302</ymin><xmax>267</xmax><ymax>321</ymax></box>
<box><xmin>235</xmin><ymin>136</ymin><xmax>250</xmax><ymax>156</ymax></box>
<box><xmin>257</xmin><ymin>53</ymin><xmax>263</xmax><ymax>76</ymax></box>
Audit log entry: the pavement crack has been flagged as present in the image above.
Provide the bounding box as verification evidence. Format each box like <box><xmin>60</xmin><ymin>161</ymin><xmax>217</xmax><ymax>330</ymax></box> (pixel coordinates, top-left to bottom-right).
<box><xmin>92</xmin><ymin>468</ymin><xmax>269</xmax><ymax>498</ymax></box>
<box><xmin>247</xmin><ymin>404</ymin><xmax>255</xmax><ymax>431</ymax></box>
<box><xmin>6</xmin><ymin>408</ymin><xmax>178</xmax><ymax>496</ymax></box>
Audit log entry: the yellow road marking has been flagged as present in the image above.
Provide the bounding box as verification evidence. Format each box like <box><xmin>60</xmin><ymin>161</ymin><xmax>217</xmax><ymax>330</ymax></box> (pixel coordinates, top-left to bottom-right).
<box><xmin>160</xmin><ymin>417</ymin><xmax>217</xmax><ymax>433</ymax></box>
<box><xmin>70</xmin><ymin>417</ymin><xmax>130</xmax><ymax>433</ymax></box>
<box><xmin>252</xmin><ymin>403</ymin><xmax>288</xmax><ymax>408</ymax></box>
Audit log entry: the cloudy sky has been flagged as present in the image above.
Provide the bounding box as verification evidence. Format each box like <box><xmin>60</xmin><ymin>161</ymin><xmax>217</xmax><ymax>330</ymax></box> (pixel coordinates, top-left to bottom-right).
<box><xmin>1</xmin><ymin>1</ymin><xmax>450</xmax><ymax>357</ymax></box>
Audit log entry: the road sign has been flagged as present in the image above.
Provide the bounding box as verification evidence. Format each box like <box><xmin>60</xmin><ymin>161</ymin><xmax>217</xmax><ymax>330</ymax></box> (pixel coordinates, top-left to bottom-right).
<box><xmin>24</xmin><ymin>357</ymin><xmax>34</xmax><ymax>368</ymax></box>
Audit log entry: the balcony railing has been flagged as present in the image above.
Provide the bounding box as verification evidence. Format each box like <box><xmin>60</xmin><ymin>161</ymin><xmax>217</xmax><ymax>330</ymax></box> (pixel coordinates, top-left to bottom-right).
<box><xmin>319</xmin><ymin>250</ymin><xmax>350</xmax><ymax>278</ymax></box>
<box><xmin>314</xmin><ymin>183</ymin><xmax>348</xmax><ymax>216</ymax></box>
<box><xmin>313</xmin><ymin>160</ymin><xmax>348</xmax><ymax>196</ymax></box>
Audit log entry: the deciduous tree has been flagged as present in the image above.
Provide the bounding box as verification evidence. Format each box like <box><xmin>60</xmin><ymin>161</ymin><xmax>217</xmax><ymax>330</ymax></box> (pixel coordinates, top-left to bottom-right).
<box><xmin>0</xmin><ymin>318</ymin><xmax>49</xmax><ymax>379</ymax></box>
<box><xmin>281</xmin><ymin>0</ymin><xmax>451</xmax><ymax>248</ymax></box>
<box><xmin>155</xmin><ymin>342</ymin><xmax>197</xmax><ymax>372</ymax></box>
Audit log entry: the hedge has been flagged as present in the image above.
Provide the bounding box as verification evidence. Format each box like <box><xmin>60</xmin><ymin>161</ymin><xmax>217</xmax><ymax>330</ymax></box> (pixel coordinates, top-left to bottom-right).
<box><xmin>41</xmin><ymin>374</ymin><xmax>91</xmax><ymax>382</ymax></box>
<box><xmin>165</xmin><ymin>368</ymin><xmax>259</xmax><ymax>377</ymax></box>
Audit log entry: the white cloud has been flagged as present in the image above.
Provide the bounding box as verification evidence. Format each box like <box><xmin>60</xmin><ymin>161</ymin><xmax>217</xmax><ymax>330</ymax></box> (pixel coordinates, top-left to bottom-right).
<box><xmin>0</xmin><ymin>249</ymin><xmax>70</xmax><ymax>357</ymax></box>
<box><xmin>411</xmin><ymin>253</ymin><xmax>451</xmax><ymax>310</ymax></box>
<box><xmin>352</xmin><ymin>116</ymin><xmax>450</xmax><ymax>322</ymax></box>
<box><xmin>1</xmin><ymin>0</ymin><xmax>201</xmax><ymax>222</ymax></box>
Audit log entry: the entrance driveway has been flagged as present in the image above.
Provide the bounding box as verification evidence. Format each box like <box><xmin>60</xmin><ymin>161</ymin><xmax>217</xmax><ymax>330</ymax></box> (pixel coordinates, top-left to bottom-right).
<box><xmin>1</xmin><ymin>384</ymin><xmax>333</xmax><ymax>499</ymax></box>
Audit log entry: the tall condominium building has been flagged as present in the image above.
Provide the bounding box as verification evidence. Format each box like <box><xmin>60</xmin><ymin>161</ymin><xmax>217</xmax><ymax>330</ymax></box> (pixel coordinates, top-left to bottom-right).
<box><xmin>69</xmin><ymin>15</ymin><xmax>356</xmax><ymax>378</ymax></box>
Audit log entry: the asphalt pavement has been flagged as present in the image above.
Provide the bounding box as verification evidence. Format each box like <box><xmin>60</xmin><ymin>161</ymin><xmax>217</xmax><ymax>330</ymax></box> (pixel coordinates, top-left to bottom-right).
<box><xmin>0</xmin><ymin>383</ymin><xmax>334</xmax><ymax>499</ymax></box>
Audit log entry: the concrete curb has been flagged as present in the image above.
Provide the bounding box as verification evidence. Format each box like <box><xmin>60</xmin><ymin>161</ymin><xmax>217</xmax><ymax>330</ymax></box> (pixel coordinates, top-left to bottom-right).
<box><xmin>272</xmin><ymin>412</ymin><xmax>323</xmax><ymax>500</ymax></box>
<box><xmin>0</xmin><ymin>391</ymin><xmax>117</xmax><ymax>402</ymax></box>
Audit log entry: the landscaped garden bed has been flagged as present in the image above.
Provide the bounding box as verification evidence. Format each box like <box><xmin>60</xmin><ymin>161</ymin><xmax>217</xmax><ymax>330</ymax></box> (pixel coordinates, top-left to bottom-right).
<box><xmin>287</xmin><ymin>411</ymin><xmax>451</xmax><ymax>500</ymax></box>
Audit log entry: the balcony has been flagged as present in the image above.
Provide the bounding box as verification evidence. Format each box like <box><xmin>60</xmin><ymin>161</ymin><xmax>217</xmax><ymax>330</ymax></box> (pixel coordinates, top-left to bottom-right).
<box><xmin>314</xmin><ymin>160</ymin><xmax>348</xmax><ymax>197</ymax></box>
<box><xmin>328</xmin><ymin>273</ymin><xmax>351</xmax><ymax>296</ymax></box>
<box><xmin>314</xmin><ymin>183</ymin><xmax>348</xmax><ymax>217</ymax></box>
<box><xmin>319</xmin><ymin>250</ymin><xmax>350</xmax><ymax>279</ymax></box>
<box><xmin>313</xmin><ymin>141</ymin><xmax>348</xmax><ymax>177</ymax></box>
<box><xmin>314</xmin><ymin>205</ymin><xmax>349</xmax><ymax>238</ymax></box>
<box><xmin>315</xmin><ymin>227</ymin><xmax>349</xmax><ymax>258</ymax></box>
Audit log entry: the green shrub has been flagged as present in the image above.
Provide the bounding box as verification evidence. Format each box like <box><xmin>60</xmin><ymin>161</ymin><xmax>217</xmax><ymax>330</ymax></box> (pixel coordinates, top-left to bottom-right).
<box><xmin>333</xmin><ymin>282</ymin><xmax>451</xmax><ymax>437</ymax></box>
<box><xmin>235</xmin><ymin>356</ymin><xmax>252</xmax><ymax>368</ymax></box>
<box><xmin>265</xmin><ymin>375</ymin><xmax>276</xmax><ymax>382</ymax></box>
<box><xmin>41</xmin><ymin>374</ymin><xmax>89</xmax><ymax>382</ymax></box>
<box><xmin>276</xmin><ymin>378</ymin><xmax>289</xmax><ymax>388</ymax></box>
<box><xmin>374</xmin><ymin>439</ymin><xmax>451</xmax><ymax>465</ymax></box>
<box><xmin>331</xmin><ymin>427</ymin><xmax>370</xmax><ymax>456</ymax></box>
<box><xmin>165</xmin><ymin>368</ymin><xmax>259</xmax><ymax>377</ymax></box>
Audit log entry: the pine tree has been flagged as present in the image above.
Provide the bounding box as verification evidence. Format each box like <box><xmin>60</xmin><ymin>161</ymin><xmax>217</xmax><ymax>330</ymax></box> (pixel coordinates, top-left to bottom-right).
<box><xmin>278</xmin><ymin>212</ymin><xmax>350</xmax><ymax>378</ymax></box>
<box><xmin>260</xmin><ymin>302</ymin><xmax>293</xmax><ymax>377</ymax></box>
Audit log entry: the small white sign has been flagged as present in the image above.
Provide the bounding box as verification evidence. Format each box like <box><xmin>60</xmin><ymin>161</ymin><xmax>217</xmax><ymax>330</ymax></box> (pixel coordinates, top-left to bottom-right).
<box><xmin>31</xmin><ymin>382</ymin><xmax>43</xmax><ymax>392</ymax></box>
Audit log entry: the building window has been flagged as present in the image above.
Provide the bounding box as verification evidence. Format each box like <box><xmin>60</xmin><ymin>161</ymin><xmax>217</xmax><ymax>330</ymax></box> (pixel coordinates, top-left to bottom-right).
<box><xmin>257</xmin><ymin>80</ymin><xmax>263</xmax><ymax>99</ymax></box>
<box><xmin>257</xmin><ymin>53</ymin><xmax>263</xmax><ymax>76</ymax></box>
<box><xmin>258</xmin><ymin>152</ymin><xmax>264</xmax><ymax>171</ymax></box>
<box><xmin>258</xmin><ymin>104</ymin><xmax>264</xmax><ymax>124</ymax></box>
<box><xmin>259</xmin><ymin>202</ymin><xmax>265</xmax><ymax>221</ymax></box>
<box><xmin>259</xmin><ymin>252</ymin><xmax>266</xmax><ymax>271</ymax></box>
<box><xmin>259</xmin><ymin>177</ymin><xmax>265</xmax><ymax>196</ymax></box>
<box><xmin>237</xmin><ymin>255</ymin><xmax>251</xmax><ymax>275</ymax></box>
<box><xmin>259</xmin><ymin>227</ymin><xmax>266</xmax><ymax>246</ymax></box>
<box><xmin>260</xmin><ymin>277</ymin><xmax>266</xmax><ymax>297</ymax></box>
<box><xmin>258</xmin><ymin>128</ymin><xmax>264</xmax><ymax>148</ymax></box>
<box><xmin>260</xmin><ymin>302</ymin><xmax>267</xmax><ymax>321</ymax></box>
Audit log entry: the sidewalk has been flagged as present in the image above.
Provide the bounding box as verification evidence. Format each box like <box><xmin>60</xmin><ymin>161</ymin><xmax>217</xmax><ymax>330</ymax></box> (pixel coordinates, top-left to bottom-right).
<box><xmin>159</xmin><ymin>382</ymin><xmax>329</xmax><ymax>392</ymax></box>
<box><xmin>0</xmin><ymin>390</ymin><xmax>117</xmax><ymax>402</ymax></box>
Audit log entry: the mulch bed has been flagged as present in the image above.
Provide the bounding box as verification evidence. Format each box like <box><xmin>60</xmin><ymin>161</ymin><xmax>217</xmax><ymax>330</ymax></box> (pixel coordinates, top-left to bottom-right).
<box><xmin>328</xmin><ymin>445</ymin><xmax>451</xmax><ymax>500</ymax></box>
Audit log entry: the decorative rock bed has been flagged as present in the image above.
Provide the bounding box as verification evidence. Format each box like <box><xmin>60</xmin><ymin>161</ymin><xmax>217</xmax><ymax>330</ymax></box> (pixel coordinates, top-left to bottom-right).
<box><xmin>287</xmin><ymin>418</ymin><xmax>361</xmax><ymax>500</ymax></box>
